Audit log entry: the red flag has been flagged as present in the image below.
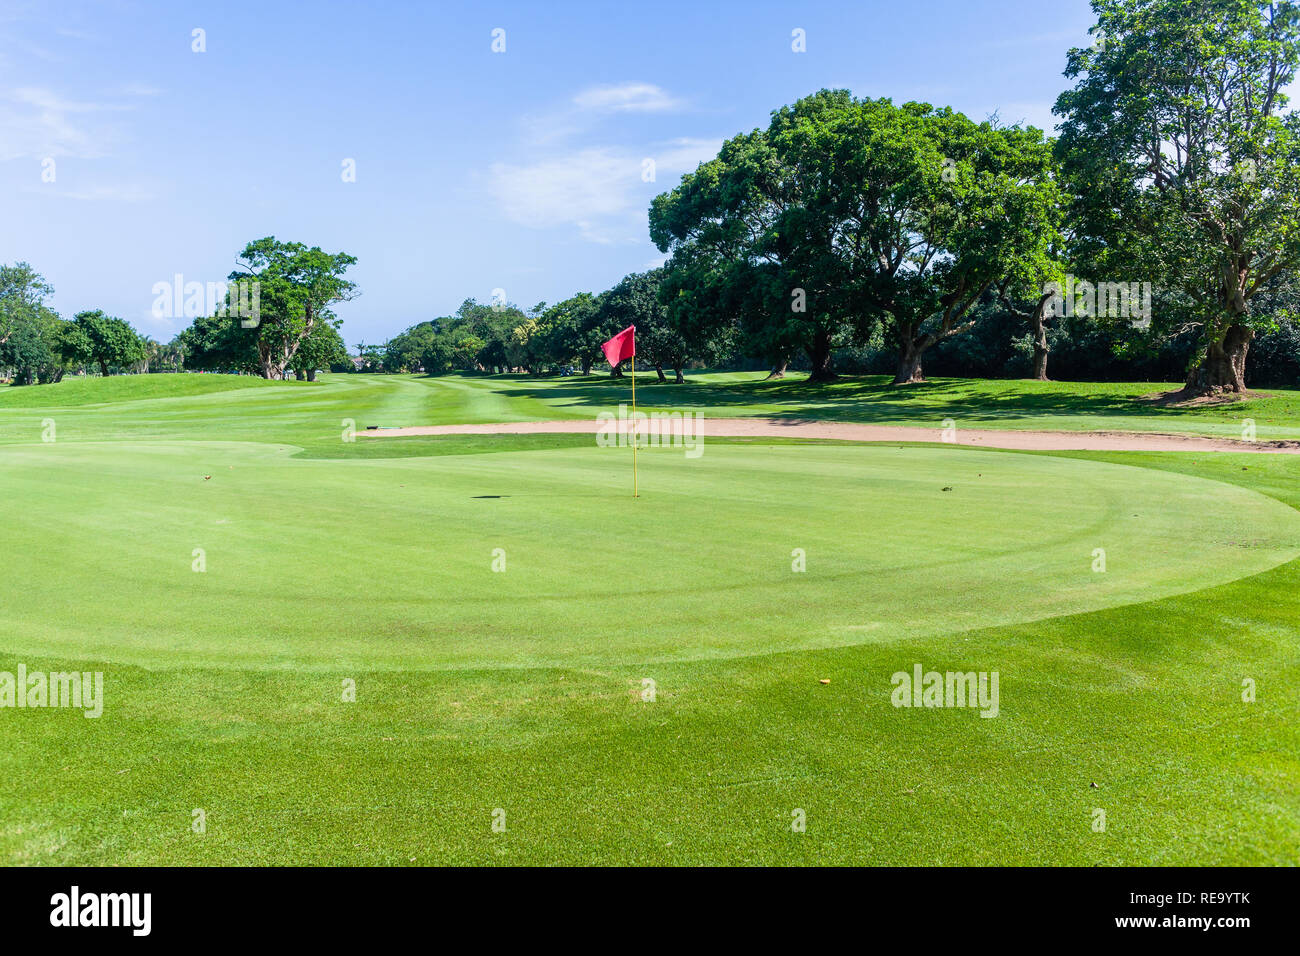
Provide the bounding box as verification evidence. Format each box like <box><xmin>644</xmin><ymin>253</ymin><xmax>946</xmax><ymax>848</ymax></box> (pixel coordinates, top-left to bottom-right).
<box><xmin>601</xmin><ymin>325</ymin><xmax>635</xmax><ymax>367</ymax></box>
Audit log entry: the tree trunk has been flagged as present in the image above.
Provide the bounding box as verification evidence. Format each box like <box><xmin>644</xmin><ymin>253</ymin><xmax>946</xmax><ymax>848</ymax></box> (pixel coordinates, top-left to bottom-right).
<box><xmin>1186</xmin><ymin>324</ymin><xmax>1253</xmax><ymax>394</ymax></box>
<box><xmin>894</xmin><ymin>350</ymin><xmax>924</xmax><ymax>385</ymax></box>
<box><xmin>674</xmin><ymin>365</ymin><xmax>684</xmax><ymax>384</ymax></box>
<box><xmin>892</xmin><ymin>328</ymin><xmax>935</xmax><ymax>385</ymax></box>
<box><xmin>306</xmin><ymin>369</ymin><xmax>317</xmax><ymax>382</ymax></box>
<box><xmin>610</xmin><ymin>365</ymin><xmax>624</xmax><ymax>378</ymax></box>
<box><xmin>1030</xmin><ymin>313</ymin><xmax>1049</xmax><ymax>381</ymax></box>
<box><xmin>294</xmin><ymin>370</ymin><xmax>306</xmax><ymax>381</ymax></box>
<box><xmin>257</xmin><ymin>342</ymin><xmax>279</xmax><ymax>379</ymax></box>
<box><xmin>655</xmin><ymin>364</ymin><xmax>666</xmax><ymax>383</ymax></box>
<box><xmin>764</xmin><ymin>360</ymin><xmax>789</xmax><ymax>380</ymax></box>
<box><xmin>998</xmin><ymin>289</ymin><xmax>1054</xmax><ymax>382</ymax></box>
<box><xmin>98</xmin><ymin>359</ymin><xmax>109</xmax><ymax>377</ymax></box>
<box><xmin>807</xmin><ymin>330</ymin><xmax>836</xmax><ymax>382</ymax></box>
<box><xmin>581</xmin><ymin>358</ymin><xmax>591</xmax><ymax>375</ymax></box>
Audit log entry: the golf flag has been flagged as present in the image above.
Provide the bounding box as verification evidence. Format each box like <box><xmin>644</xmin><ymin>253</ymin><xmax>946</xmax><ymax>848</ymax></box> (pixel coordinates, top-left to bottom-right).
<box><xmin>601</xmin><ymin>325</ymin><xmax>635</xmax><ymax>367</ymax></box>
<box><xmin>600</xmin><ymin>325</ymin><xmax>639</xmax><ymax>497</ymax></box>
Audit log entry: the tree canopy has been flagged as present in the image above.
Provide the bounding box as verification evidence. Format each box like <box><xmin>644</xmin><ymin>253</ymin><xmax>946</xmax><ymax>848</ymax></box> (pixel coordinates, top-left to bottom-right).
<box><xmin>651</xmin><ymin>90</ymin><xmax>1061</xmax><ymax>383</ymax></box>
<box><xmin>228</xmin><ymin>237</ymin><xmax>357</xmax><ymax>380</ymax></box>
<box><xmin>62</xmin><ymin>311</ymin><xmax>146</xmax><ymax>378</ymax></box>
<box><xmin>1056</xmin><ymin>0</ymin><xmax>1300</xmax><ymax>393</ymax></box>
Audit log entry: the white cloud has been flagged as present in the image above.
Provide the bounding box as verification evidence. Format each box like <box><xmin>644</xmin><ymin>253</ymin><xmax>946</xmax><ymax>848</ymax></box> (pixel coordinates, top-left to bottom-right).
<box><xmin>518</xmin><ymin>111</ymin><xmax>584</xmax><ymax>147</ymax></box>
<box><xmin>520</xmin><ymin>82</ymin><xmax>685</xmax><ymax>147</ymax></box>
<box><xmin>573</xmin><ymin>82</ymin><xmax>681</xmax><ymax>113</ymax></box>
<box><xmin>488</xmin><ymin>82</ymin><xmax>717</xmax><ymax>243</ymax></box>
<box><xmin>0</xmin><ymin>87</ymin><xmax>130</xmax><ymax>160</ymax></box>
<box><xmin>488</xmin><ymin>137</ymin><xmax>721</xmax><ymax>244</ymax></box>
<box><xmin>489</xmin><ymin>148</ymin><xmax>637</xmax><ymax>242</ymax></box>
<box><xmin>11</xmin><ymin>87</ymin><xmax>119</xmax><ymax>113</ymax></box>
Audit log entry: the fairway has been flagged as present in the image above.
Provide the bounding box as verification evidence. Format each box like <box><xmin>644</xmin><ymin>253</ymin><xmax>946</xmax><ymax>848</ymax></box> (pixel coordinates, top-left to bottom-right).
<box><xmin>2</xmin><ymin>374</ymin><xmax>1299</xmax><ymax>867</ymax></box>
<box><xmin>3</xmin><ymin>441</ymin><xmax>1298</xmax><ymax>670</ymax></box>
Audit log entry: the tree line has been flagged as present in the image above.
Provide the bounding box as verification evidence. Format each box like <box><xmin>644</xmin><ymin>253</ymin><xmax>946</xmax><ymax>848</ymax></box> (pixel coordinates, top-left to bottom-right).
<box><xmin>378</xmin><ymin>0</ymin><xmax>1300</xmax><ymax>395</ymax></box>
<box><xmin>1</xmin><ymin>237</ymin><xmax>357</xmax><ymax>386</ymax></box>
<box><xmin>381</xmin><ymin>270</ymin><xmax>696</xmax><ymax>382</ymax></box>
<box><xmin>0</xmin><ymin>262</ymin><xmax>163</xmax><ymax>384</ymax></box>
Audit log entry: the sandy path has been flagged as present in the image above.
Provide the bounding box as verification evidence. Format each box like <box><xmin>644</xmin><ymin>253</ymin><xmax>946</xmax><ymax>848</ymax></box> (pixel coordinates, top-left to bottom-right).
<box><xmin>359</xmin><ymin>417</ymin><xmax>1300</xmax><ymax>454</ymax></box>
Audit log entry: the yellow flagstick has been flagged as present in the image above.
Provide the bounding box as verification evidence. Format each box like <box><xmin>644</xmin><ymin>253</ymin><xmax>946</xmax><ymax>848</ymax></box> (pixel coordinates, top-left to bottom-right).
<box><xmin>631</xmin><ymin>346</ymin><xmax>638</xmax><ymax>497</ymax></box>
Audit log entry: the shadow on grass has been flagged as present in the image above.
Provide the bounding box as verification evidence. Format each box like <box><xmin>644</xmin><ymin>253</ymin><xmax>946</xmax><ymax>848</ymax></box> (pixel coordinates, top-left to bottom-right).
<box><xmin>452</xmin><ymin>372</ymin><xmax>1258</xmax><ymax>425</ymax></box>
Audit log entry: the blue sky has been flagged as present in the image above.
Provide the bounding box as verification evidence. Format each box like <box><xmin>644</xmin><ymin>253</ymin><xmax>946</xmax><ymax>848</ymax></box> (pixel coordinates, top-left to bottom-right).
<box><xmin>0</xmin><ymin>0</ymin><xmax>1097</xmax><ymax>345</ymax></box>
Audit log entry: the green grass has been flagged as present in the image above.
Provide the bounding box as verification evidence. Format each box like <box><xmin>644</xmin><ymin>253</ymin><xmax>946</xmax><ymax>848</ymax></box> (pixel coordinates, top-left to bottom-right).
<box><xmin>0</xmin><ymin>371</ymin><xmax>281</xmax><ymax>407</ymax></box>
<box><xmin>0</xmin><ymin>372</ymin><xmax>1297</xmax><ymax>864</ymax></box>
<box><xmin>5</xmin><ymin>369</ymin><xmax>1300</xmax><ymax>442</ymax></box>
<box><xmin>428</xmin><ymin>370</ymin><xmax>1300</xmax><ymax>439</ymax></box>
<box><xmin>5</xmin><ymin>441</ymin><xmax>1296</xmax><ymax>670</ymax></box>
<box><xmin>425</xmin><ymin>370</ymin><xmax>1300</xmax><ymax>439</ymax></box>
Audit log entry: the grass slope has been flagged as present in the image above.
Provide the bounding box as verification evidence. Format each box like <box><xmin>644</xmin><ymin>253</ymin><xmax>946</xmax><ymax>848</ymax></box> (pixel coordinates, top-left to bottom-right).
<box><xmin>0</xmin><ymin>373</ymin><xmax>1297</xmax><ymax>865</ymax></box>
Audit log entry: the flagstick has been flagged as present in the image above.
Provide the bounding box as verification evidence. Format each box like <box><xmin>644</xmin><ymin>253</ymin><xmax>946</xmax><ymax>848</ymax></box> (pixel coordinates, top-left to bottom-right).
<box><xmin>631</xmin><ymin>351</ymin><xmax>638</xmax><ymax>497</ymax></box>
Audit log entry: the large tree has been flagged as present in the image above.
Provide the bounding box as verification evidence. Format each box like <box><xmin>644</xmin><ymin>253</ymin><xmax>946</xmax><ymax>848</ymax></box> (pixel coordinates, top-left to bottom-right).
<box><xmin>834</xmin><ymin>104</ymin><xmax>1061</xmax><ymax>384</ymax></box>
<box><xmin>651</xmin><ymin>91</ymin><xmax>1060</xmax><ymax>384</ymax></box>
<box><xmin>62</xmin><ymin>310</ymin><xmax>146</xmax><ymax>377</ymax></box>
<box><xmin>1055</xmin><ymin>0</ymin><xmax>1300</xmax><ymax>393</ymax></box>
<box><xmin>228</xmin><ymin>237</ymin><xmax>357</xmax><ymax>380</ymax></box>
<box><xmin>651</xmin><ymin>110</ymin><xmax>856</xmax><ymax>382</ymax></box>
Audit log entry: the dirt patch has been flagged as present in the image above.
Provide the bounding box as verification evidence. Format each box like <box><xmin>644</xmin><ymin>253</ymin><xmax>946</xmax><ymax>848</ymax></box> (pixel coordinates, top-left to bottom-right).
<box><xmin>359</xmin><ymin>418</ymin><xmax>1300</xmax><ymax>454</ymax></box>
<box><xmin>1139</xmin><ymin>387</ymin><xmax>1273</xmax><ymax>408</ymax></box>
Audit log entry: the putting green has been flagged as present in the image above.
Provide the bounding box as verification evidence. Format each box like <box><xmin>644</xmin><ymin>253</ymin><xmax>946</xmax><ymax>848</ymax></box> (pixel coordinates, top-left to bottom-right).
<box><xmin>2</xmin><ymin>441</ymin><xmax>1298</xmax><ymax>670</ymax></box>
